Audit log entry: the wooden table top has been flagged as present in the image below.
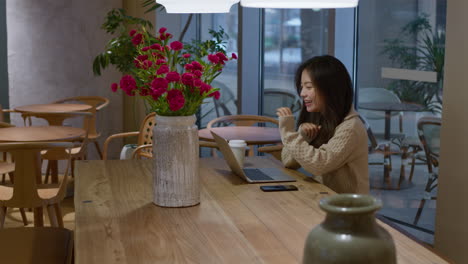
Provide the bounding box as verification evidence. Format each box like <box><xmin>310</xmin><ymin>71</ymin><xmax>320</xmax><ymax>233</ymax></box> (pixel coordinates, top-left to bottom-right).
<box><xmin>0</xmin><ymin>126</ymin><xmax>85</xmax><ymax>142</ymax></box>
<box><xmin>74</xmin><ymin>158</ymin><xmax>448</xmax><ymax>264</ymax></box>
<box><xmin>359</xmin><ymin>102</ymin><xmax>424</xmax><ymax>112</ymax></box>
<box><xmin>14</xmin><ymin>103</ymin><xmax>92</xmax><ymax>113</ymax></box>
<box><xmin>198</xmin><ymin>126</ymin><xmax>281</xmax><ymax>145</ymax></box>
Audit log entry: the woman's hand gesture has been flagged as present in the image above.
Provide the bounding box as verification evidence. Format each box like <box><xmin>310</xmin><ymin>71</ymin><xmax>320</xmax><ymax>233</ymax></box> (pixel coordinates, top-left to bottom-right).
<box><xmin>300</xmin><ymin>123</ymin><xmax>321</xmax><ymax>140</ymax></box>
<box><xmin>276</xmin><ymin>107</ymin><xmax>293</xmax><ymax>117</ymax></box>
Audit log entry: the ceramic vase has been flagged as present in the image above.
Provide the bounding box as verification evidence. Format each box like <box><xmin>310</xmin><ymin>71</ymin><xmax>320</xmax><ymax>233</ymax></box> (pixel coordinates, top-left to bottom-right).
<box><xmin>303</xmin><ymin>194</ymin><xmax>396</xmax><ymax>264</ymax></box>
<box><xmin>152</xmin><ymin>115</ymin><xmax>200</xmax><ymax>207</ymax></box>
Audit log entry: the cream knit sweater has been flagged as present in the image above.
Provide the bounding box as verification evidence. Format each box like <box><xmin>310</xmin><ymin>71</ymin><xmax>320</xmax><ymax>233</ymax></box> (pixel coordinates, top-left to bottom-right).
<box><xmin>279</xmin><ymin>109</ymin><xmax>369</xmax><ymax>194</ymax></box>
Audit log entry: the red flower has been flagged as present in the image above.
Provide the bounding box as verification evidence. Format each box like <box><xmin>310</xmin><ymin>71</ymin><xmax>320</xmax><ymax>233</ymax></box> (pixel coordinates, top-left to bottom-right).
<box><xmin>184</xmin><ymin>63</ymin><xmax>194</xmax><ymax>71</ymax></box>
<box><xmin>110</xmin><ymin>83</ymin><xmax>118</xmax><ymax>92</ymax></box>
<box><xmin>182</xmin><ymin>53</ymin><xmax>191</xmax><ymax>58</ymax></box>
<box><xmin>150</xmin><ymin>43</ymin><xmax>162</xmax><ymax>51</ymax></box>
<box><xmin>232</xmin><ymin>53</ymin><xmax>238</xmax><ymax>59</ymax></box>
<box><xmin>200</xmin><ymin>83</ymin><xmax>212</xmax><ymax>94</ymax></box>
<box><xmin>166</xmin><ymin>71</ymin><xmax>180</xmax><ymax>83</ymax></box>
<box><xmin>209</xmin><ymin>91</ymin><xmax>221</xmax><ymax>100</ymax></box>
<box><xmin>150</xmin><ymin>87</ymin><xmax>166</xmax><ymax>100</ymax></box>
<box><xmin>134</xmin><ymin>55</ymin><xmax>149</xmax><ymax>68</ymax></box>
<box><xmin>142</xmin><ymin>46</ymin><xmax>150</xmax><ymax>52</ymax></box>
<box><xmin>191</xmin><ymin>61</ymin><xmax>203</xmax><ymax>71</ymax></box>
<box><xmin>216</xmin><ymin>52</ymin><xmax>228</xmax><ymax>64</ymax></box>
<box><xmin>137</xmin><ymin>55</ymin><xmax>148</xmax><ymax>61</ymax></box>
<box><xmin>167</xmin><ymin>89</ymin><xmax>185</xmax><ymax>111</ymax></box>
<box><xmin>157</xmin><ymin>65</ymin><xmax>169</xmax><ymax>75</ymax></box>
<box><xmin>181</xmin><ymin>73</ymin><xmax>194</xmax><ymax>86</ymax></box>
<box><xmin>120</xmin><ymin>75</ymin><xmax>137</xmax><ymax>93</ymax></box>
<box><xmin>169</xmin><ymin>41</ymin><xmax>183</xmax><ymax>51</ymax></box>
<box><xmin>151</xmin><ymin>78</ymin><xmax>168</xmax><ymax>90</ymax></box>
<box><xmin>193</xmin><ymin>70</ymin><xmax>202</xmax><ymax>78</ymax></box>
<box><xmin>208</xmin><ymin>54</ymin><xmax>220</xmax><ymax>64</ymax></box>
<box><xmin>129</xmin><ymin>29</ymin><xmax>137</xmax><ymax>37</ymax></box>
<box><xmin>193</xmin><ymin>79</ymin><xmax>202</xmax><ymax>87</ymax></box>
<box><xmin>159</xmin><ymin>27</ymin><xmax>167</xmax><ymax>34</ymax></box>
<box><xmin>142</xmin><ymin>60</ymin><xmax>153</xmax><ymax>69</ymax></box>
<box><xmin>156</xmin><ymin>59</ymin><xmax>166</xmax><ymax>65</ymax></box>
<box><xmin>131</xmin><ymin>34</ymin><xmax>143</xmax><ymax>46</ymax></box>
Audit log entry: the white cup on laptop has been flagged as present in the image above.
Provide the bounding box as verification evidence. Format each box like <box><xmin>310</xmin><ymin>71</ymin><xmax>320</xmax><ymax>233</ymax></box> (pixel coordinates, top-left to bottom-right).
<box><xmin>228</xmin><ymin>140</ymin><xmax>247</xmax><ymax>167</ymax></box>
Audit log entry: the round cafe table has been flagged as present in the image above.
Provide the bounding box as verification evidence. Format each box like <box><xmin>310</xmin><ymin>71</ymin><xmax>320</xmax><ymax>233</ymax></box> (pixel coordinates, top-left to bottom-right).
<box><xmin>359</xmin><ymin>102</ymin><xmax>424</xmax><ymax>140</ymax></box>
<box><xmin>0</xmin><ymin>126</ymin><xmax>85</xmax><ymax>227</ymax></box>
<box><xmin>198</xmin><ymin>126</ymin><xmax>281</xmax><ymax>145</ymax></box>
<box><xmin>0</xmin><ymin>126</ymin><xmax>86</xmax><ymax>183</ymax></box>
<box><xmin>15</xmin><ymin>104</ymin><xmax>92</xmax><ymax>126</ymax></box>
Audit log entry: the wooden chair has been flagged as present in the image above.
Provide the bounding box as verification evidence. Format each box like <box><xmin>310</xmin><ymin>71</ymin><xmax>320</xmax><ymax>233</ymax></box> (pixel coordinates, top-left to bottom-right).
<box><xmin>0</xmin><ymin>121</ymin><xmax>15</xmax><ymax>184</ymax></box>
<box><xmin>0</xmin><ymin>227</ymin><xmax>73</xmax><ymax>264</ymax></box>
<box><xmin>20</xmin><ymin>111</ymin><xmax>93</xmax><ymax>183</ymax></box>
<box><xmin>0</xmin><ymin>120</ymin><xmax>29</xmax><ymax>225</ymax></box>
<box><xmin>0</xmin><ymin>142</ymin><xmax>73</xmax><ymax>228</ymax></box>
<box><xmin>257</xmin><ymin>144</ymin><xmax>283</xmax><ymax>161</ymax></box>
<box><xmin>131</xmin><ymin>140</ymin><xmax>219</xmax><ymax>159</ymax></box>
<box><xmin>103</xmin><ymin>112</ymin><xmax>156</xmax><ymax>160</ymax></box>
<box><xmin>206</xmin><ymin>115</ymin><xmax>279</xmax><ymax>156</ymax></box>
<box><xmin>359</xmin><ymin>115</ymin><xmax>403</xmax><ymax>186</ymax></box>
<box><xmin>53</xmin><ymin>96</ymin><xmax>110</xmax><ymax>159</ymax></box>
<box><xmin>413</xmin><ymin>116</ymin><xmax>441</xmax><ymax>225</ymax></box>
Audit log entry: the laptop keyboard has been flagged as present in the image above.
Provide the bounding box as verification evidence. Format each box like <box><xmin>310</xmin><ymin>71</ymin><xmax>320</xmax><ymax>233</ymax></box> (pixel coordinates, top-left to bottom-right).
<box><xmin>243</xmin><ymin>169</ymin><xmax>274</xmax><ymax>181</ymax></box>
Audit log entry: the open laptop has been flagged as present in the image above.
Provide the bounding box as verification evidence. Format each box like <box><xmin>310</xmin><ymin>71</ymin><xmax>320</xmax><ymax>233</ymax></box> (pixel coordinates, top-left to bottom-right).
<box><xmin>211</xmin><ymin>131</ymin><xmax>296</xmax><ymax>183</ymax></box>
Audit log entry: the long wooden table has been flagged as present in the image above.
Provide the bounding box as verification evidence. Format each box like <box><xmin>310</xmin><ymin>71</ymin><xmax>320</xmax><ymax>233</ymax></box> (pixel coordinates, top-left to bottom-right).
<box><xmin>75</xmin><ymin>157</ymin><xmax>448</xmax><ymax>264</ymax></box>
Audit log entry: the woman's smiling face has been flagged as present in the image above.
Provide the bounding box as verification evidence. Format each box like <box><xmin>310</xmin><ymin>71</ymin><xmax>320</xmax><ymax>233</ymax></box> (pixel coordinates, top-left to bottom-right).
<box><xmin>300</xmin><ymin>69</ymin><xmax>323</xmax><ymax>113</ymax></box>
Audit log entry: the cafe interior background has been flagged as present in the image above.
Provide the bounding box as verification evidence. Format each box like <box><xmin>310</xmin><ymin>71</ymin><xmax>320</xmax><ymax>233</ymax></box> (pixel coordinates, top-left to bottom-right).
<box><xmin>0</xmin><ymin>0</ymin><xmax>466</xmax><ymax>263</ymax></box>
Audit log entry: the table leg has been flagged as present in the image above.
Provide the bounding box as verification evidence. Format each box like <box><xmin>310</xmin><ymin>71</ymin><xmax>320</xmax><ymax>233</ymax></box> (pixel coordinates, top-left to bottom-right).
<box><xmin>50</xmin><ymin>160</ymin><xmax>59</xmax><ymax>184</ymax></box>
<box><xmin>384</xmin><ymin>110</ymin><xmax>391</xmax><ymax>140</ymax></box>
<box><xmin>33</xmin><ymin>207</ymin><xmax>44</xmax><ymax>227</ymax></box>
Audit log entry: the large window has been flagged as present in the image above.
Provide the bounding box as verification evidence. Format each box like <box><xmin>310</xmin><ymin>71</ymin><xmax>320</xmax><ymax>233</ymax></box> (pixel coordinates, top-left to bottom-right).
<box><xmin>357</xmin><ymin>0</ymin><xmax>446</xmax><ymax>245</ymax></box>
<box><xmin>262</xmin><ymin>9</ymin><xmax>331</xmax><ymax>119</ymax></box>
<box><xmin>199</xmin><ymin>8</ymin><xmax>239</xmax><ymax>128</ymax></box>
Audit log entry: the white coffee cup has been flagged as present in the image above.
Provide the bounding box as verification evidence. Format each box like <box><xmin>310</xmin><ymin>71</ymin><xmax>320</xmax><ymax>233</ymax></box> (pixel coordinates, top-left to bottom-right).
<box><xmin>228</xmin><ymin>139</ymin><xmax>247</xmax><ymax>167</ymax></box>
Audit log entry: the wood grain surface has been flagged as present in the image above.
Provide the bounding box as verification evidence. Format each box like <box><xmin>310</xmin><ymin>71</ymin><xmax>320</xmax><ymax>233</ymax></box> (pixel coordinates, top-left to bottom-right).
<box><xmin>74</xmin><ymin>158</ymin><xmax>448</xmax><ymax>264</ymax></box>
<box><xmin>15</xmin><ymin>104</ymin><xmax>92</xmax><ymax>113</ymax></box>
<box><xmin>0</xmin><ymin>126</ymin><xmax>85</xmax><ymax>142</ymax></box>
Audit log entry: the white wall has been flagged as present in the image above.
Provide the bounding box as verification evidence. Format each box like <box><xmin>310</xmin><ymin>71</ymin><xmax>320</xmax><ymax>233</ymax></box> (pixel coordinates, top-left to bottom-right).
<box><xmin>6</xmin><ymin>0</ymin><xmax>123</xmax><ymax>159</ymax></box>
<box><xmin>434</xmin><ymin>0</ymin><xmax>468</xmax><ymax>263</ymax></box>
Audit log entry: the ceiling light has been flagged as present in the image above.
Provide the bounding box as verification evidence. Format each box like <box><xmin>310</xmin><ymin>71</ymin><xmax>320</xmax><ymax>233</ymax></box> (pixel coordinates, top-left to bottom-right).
<box><xmin>240</xmin><ymin>0</ymin><xmax>359</xmax><ymax>9</ymax></box>
<box><xmin>158</xmin><ymin>0</ymin><xmax>240</xmax><ymax>13</ymax></box>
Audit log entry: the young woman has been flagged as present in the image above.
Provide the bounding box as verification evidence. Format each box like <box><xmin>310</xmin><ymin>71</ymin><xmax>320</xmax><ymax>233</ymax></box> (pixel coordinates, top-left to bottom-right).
<box><xmin>276</xmin><ymin>55</ymin><xmax>369</xmax><ymax>194</ymax></box>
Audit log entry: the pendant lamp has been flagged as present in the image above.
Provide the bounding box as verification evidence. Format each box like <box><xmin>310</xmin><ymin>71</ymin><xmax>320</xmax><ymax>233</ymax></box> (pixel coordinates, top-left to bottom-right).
<box><xmin>240</xmin><ymin>0</ymin><xmax>359</xmax><ymax>9</ymax></box>
<box><xmin>158</xmin><ymin>0</ymin><xmax>240</xmax><ymax>13</ymax></box>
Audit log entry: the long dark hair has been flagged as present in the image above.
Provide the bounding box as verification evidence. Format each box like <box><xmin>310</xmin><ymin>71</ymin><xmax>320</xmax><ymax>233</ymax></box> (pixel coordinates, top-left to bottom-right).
<box><xmin>295</xmin><ymin>55</ymin><xmax>354</xmax><ymax>147</ymax></box>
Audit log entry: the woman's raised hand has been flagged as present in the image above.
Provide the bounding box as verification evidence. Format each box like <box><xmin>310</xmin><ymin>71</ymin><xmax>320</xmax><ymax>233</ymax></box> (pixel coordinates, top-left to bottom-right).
<box><xmin>276</xmin><ymin>107</ymin><xmax>293</xmax><ymax>117</ymax></box>
<box><xmin>300</xmin><ymin>123</ymin><xmax>321</xmax><ymax>140</ymax></box>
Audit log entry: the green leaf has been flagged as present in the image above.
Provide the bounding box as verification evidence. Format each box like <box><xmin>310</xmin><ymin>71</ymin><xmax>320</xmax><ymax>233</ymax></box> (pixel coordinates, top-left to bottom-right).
<box><xmin>92</xmin><ymin>57</ymin><xmax>101</xmax><ymax>76</ymax></box>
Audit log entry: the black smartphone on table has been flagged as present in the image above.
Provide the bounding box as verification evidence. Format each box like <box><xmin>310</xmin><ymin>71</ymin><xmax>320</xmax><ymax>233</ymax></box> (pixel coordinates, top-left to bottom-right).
<box><xmin>260</xmin><ymin>185</ymin><xmax>298</xmax><ymax>192</ymax></box>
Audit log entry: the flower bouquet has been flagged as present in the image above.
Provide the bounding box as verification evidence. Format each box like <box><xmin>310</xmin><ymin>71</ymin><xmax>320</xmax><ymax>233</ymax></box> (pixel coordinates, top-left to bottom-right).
<box><xmin>111</xmin><ymin>27</ymin><xmax>237</xmax><ymax>207</ymax></box>
<box><xmin>111</xmin><ymin>27</ymin><xmax>237</xmax><ymax>116</ymax></box>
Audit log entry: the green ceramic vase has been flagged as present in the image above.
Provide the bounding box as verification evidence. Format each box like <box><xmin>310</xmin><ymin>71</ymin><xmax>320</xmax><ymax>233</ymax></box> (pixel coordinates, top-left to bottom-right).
<box><xmin>303</xmin><ymin>194</ymin><xmax>396</xmax><ymax>264</ymax></box>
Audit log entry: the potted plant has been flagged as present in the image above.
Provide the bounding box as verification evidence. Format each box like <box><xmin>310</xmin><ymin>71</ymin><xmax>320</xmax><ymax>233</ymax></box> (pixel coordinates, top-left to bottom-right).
<box><xmin>382</xmin><ymin>14</ymin><xmax>445</xmax><ymax>113</ymax></box>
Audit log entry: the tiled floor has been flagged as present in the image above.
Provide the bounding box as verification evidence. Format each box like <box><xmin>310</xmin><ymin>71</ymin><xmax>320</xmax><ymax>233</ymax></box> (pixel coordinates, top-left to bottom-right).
<box><xmin>369</xmin><ymin>153</ymin><xmax>437</xmax><ymax>245</ymax></box>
